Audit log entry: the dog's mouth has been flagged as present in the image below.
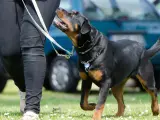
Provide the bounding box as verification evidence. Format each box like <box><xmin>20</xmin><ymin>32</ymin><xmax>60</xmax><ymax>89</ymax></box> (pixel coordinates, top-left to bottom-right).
<box><xmin>53</xmin><ymin>15</ymin><xmax>68</xmax><ymax>32</ymax></box>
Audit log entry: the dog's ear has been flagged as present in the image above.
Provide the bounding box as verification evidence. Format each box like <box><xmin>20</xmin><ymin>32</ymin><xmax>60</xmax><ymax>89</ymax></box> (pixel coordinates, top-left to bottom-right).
<box><xmin>80</xmin><ymin>21</ymin><xmax>91</xmax><ymax>34</ymax></box>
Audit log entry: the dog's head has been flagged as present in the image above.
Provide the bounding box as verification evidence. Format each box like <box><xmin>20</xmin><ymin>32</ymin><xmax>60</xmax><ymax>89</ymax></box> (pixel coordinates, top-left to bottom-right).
<box><xmin>54</xmin><ymin>8</ymin><xmax>91</xmax><ymax>46</ymax></box>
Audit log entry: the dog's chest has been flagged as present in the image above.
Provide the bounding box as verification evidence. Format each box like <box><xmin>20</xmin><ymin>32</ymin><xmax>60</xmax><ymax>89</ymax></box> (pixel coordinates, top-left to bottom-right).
<box><xmin>79</xmin><ymin>66</ymin><xmax>103</xmax><ymax>82</ymax></box>
<box><xmin>88</xmin><ymin>69</ymin><xmax>103</xmax><ymax>81</ymax></box>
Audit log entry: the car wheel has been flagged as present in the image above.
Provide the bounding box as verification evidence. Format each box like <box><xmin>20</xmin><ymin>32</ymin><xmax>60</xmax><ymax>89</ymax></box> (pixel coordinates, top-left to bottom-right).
<box><xmin>48</xmin><ymin>56</ymin><xmax>79</xmax><ymax>92</ymax></box>
<box><xmin>43</xmin><ymin>77</ymin><xmax>51</xmax><ymax>90</ymax></box>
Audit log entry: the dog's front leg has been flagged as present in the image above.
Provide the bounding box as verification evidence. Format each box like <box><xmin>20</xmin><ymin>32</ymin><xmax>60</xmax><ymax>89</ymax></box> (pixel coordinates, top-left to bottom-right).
<box><xmin>92</xmin><ymin>78</ymin><xmax>111</xmax><ymax>120</ymax></box>
<box><xmin>80</xmin><ymin>80</ymin><xmax>96</xmax><ymax>111</ymax></box>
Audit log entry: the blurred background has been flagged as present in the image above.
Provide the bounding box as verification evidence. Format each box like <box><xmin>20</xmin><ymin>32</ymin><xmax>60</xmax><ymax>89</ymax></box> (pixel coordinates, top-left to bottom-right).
<box><xmin>1</xmin><ymin>0</ymin><xmax>160</xmax><ymax>94</ymax></box>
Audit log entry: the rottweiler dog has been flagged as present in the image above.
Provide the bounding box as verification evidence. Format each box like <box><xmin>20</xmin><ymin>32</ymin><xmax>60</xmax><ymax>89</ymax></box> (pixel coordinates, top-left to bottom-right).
<box><xmin>54</xmin><ymin>8</ymin><xmax>160</xmax><ymax>120</ymax></box>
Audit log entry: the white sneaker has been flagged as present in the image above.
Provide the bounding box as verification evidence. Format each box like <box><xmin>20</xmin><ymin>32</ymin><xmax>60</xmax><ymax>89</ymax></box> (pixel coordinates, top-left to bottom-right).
<box><xmin>21</xmin><ymin>111</ymin><xmax>40</xmax><ymax>120</ymax></box>
<box><xmin>19</xmin><ymin>90</ymin><xmax>26</xmax><ymax>113</ymax></box>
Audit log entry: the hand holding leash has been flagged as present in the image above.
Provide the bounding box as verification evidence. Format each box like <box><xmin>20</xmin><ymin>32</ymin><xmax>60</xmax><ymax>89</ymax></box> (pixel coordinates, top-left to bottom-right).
<box><xmin>22</xmin><ymin>0</ymin><xmax>74</xmax><ymax>59</ymax></box>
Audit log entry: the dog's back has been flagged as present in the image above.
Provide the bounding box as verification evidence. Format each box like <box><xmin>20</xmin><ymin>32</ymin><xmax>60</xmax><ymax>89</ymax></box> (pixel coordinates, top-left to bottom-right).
<box><xmin>109</xmin><ymin>40</ymin><xmax>144</xmax><ymax>85</ymax></box>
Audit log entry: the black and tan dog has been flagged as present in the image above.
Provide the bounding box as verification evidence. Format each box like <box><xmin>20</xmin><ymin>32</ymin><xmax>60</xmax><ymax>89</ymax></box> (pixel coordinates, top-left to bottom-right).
<box><xmin>54</xmin><ymin>8</ymin><xmax>160</xmax><ymax>120</ymax></box>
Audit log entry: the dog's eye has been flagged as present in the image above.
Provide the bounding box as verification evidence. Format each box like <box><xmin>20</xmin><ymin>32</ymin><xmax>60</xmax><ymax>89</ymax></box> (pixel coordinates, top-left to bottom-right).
<box><xmin>70</xmin><ymin>13</ymin><xmax>75</xmax><ymax>18</ymax></box>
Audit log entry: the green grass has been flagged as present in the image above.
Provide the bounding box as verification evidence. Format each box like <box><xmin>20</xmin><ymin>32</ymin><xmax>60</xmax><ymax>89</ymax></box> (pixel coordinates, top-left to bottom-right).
<box><xmin>0</xmin><ymin>81</ymin><xmax>160</xmax><ymax>120</ymax></box>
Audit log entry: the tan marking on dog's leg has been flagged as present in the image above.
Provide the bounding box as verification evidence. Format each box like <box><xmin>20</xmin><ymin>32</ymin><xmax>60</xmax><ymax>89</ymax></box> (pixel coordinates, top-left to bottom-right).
<box><xmin>79</xmin><ymin>72</ymin><xmax>88</xmax><ymax>80</ymax></box>
<box><xmin>111</xmin><ymin>78</ymin><xmax>128</xmax><ymax>117</ymax></box>
<box><xmin>92</xmin><ymin>104</ymin><xmax>104</xmax><ymax>120</ymax></box>
<box><xmin>136</xmin><ymin>75</ymin><xmax>159</xmax><ymax>116</ymax></box>
<box><xmin>88</xmin><ymin>70</ymin><xmax>103</xmax><ymax>81</ymax></box>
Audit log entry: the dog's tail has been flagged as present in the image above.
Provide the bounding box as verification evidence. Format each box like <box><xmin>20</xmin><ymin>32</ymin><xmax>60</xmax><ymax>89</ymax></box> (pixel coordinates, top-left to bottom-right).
<box><xmin>143</xmin><ymin>38</ymin><xmax>160</xmax><ymax>59</ymax></box>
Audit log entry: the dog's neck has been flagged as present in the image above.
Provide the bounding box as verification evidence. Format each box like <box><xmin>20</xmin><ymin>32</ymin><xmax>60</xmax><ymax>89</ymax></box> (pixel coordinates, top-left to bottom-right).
<box><xmin>77</xmin><ymin>27</ymin><xmax>94</xmax><ymax>46</ymax></box>
<box><xmin>75</xmin><ymin>27</ymin><xmax>108</xmax><ymax>64</ymax></box>
<box><xmin>76</xmin><ymin>27</ymin><xmax>105</xmax><ymax>51</ymax></box>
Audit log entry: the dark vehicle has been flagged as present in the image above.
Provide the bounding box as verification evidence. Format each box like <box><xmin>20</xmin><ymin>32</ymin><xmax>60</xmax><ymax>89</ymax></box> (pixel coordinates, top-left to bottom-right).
<box><xmin>1</xmin><ymin>0</ymin><xmax>160</xmax><ymax>92</ymax></box>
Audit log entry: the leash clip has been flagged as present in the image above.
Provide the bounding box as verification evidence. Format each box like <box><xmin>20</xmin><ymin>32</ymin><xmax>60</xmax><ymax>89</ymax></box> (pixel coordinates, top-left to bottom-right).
<box><xmin>57</xmin><ymin>46</ymin><xmax>75</xmax><ymax>59</ymax></box>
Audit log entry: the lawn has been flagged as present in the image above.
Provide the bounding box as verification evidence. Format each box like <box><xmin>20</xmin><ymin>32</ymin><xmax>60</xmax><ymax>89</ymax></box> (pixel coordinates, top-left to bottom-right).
<box><xmin>0</xmin><ymin>81</ymin><xmax>160</xmax><ymax>120</ymax></box>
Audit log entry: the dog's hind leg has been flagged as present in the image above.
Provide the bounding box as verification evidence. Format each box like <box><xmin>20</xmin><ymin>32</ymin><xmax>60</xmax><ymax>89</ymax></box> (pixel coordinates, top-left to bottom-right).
<box><xmin>111</xmin><ymin>78</ymin><xmax>128</xmax><ymax>117</ymax></box>
<box><xmin>136</xmin><ymin>61</ymin><xmax>159</xmax><ymax>116</ymax></box>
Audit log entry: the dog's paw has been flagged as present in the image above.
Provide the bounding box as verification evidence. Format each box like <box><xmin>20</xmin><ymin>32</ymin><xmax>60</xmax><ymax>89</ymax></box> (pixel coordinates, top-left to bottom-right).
<box><xmin>88</xmin><ymin>103</ymin><xmax>96</xmax><ymax>110</ymax></box>
<box><xmin>153</xmin><ymin>109</ymin><xmax>159</xmax><ymax>116</ymax></box>
<box><xmin>80</xmin><ymin>103</ymin><xmax>96</xmax><ymax>111</ymax></box>
<box><xmin>152</xmin><ymin>104</ymin><xmax>159</xmax><ymax>116</ymax></box>
<box><xmin>153</xmin><ymin>112</ymin><xmax>159</xmax><ymax>116</ymax></box>
<box><xmin>115</xmin><ymin>112</ymin><xmax>124</xmax><ymax>117</ymax></box>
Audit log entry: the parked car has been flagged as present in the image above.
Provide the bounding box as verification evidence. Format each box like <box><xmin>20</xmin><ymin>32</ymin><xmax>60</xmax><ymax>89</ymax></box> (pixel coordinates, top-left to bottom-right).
<box><xmin>1</xmin><ymin>0</ymin><xmax>160</xmax><ymax>93</ymax></box>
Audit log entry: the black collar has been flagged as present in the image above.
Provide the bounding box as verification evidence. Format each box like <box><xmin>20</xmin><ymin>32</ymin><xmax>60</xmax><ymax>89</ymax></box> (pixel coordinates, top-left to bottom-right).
<box><xmin>75</xmin><ymin>28</ymin><xmax>105</xmax><ymax>65</ymax></box>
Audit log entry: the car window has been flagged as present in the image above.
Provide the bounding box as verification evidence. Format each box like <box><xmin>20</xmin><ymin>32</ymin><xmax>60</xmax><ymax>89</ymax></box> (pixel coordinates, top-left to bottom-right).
<box><xmin>82</xmin><ymin>0</ymin><xmax>160</xmax><ymax>20</ymax></box>
<box><xmin>115</xmin><ymin>0</ymin><xmax>159</xmax><ymax>20</ymax></box>
<box><xmin>82</xmin><ymin>0</ymin><xmax>113</xmax><ymax>20</ymax></box>
<box><xmin>151</xmin><ymin>0</ymin><xmax>160</xmax><ymax>15</ymax></box>
<box><xmin>59</xmin><ymin>0</ymin><xmax>72</xmax><ymax>11</ymax></box>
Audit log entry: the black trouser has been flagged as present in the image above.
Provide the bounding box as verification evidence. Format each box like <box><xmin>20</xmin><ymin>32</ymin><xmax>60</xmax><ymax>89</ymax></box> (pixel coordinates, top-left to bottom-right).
<box><xmin>0</xmin><ymin>0</ymin><xmax>60</xmax><ymax>114</ymax></box>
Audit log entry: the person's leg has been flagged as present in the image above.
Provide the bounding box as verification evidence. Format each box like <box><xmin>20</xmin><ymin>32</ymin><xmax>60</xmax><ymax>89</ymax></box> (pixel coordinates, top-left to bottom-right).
<box><xmin>20</xmin><ymin>0</ymin><xmax>60</xmax><ymax>114</ymax></box>
<box><xmin>0</xmin><ymin>0</ymin><xmax>26</xmax><ymax>113</ymax></box>
<box><xmin>2</xmin><ymin>55</ymin><xmax>26</xmax><ymax>113</ymax></box>
<box><xmin>0</xmin><ymin>0</ymin><xmax>25</xmax><ymax>91</ymax></box>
